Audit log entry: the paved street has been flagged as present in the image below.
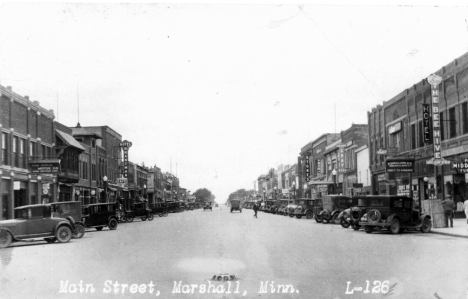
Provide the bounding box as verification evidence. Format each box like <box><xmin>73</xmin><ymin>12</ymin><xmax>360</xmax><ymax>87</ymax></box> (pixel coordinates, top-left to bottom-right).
<box><xmin>1</xmin><ymin>206</ymin><xmax>467</xmax><ymax>299</ymax></box>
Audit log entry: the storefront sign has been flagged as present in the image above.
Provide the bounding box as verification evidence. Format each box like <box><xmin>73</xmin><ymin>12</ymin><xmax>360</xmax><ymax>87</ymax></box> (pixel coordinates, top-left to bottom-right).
<box><xmin>388</xmin><ymin>122</ymin><xmax>402</xmax><ymax>134</ymax></box>
<box><xmin>422</xmin><ymin>104</ymin><xmax>431</xmax><ymax>142</ymax></box>
<box><xmin>385</xmin><ymin>158</ymin><xmax>415</xmax><ymax>173</ymax></box>
<box><xmin>377</xmin><ymin>149</ymin><xmax>387</xmax><ymax>155</ymax></box>
<box><xmin>337</xmin><ymin>144</ymin><xmax>346</xmax><ymax>173</ymax></box>
<box><xmin>427</xmin><ymin>74</ymin><xmax>443</xmax><ymax>161</ymax></box>
<box><xmin>305</xmin><ymin>155</ymin><xmax>310</xmax><ymax>182</ymax></box>
<box><xmin>14</xmin><ymin>181</ymin><xmax>20</xmax><ymax>190</ymax></box>
<box><xmin>43</xmin><ymin>183</ymin><xmax>50</xmax><ymax>190</ymax></box>
<box><xmin>452</xmin><ymin>159</ymin><xmax>468</xmax><ymax>173</ymax></box>
<box><xmin>353</xmin><ymin>183</ymin><xmax>363</xmax><ymax>188</ymax></box>
<box><xmin>119</xmin><ymin>140</ymin><xmax>132</xmax><ymax>178</ymax></box>
<box><xmin>30</xmin><ymin>162</ymin><xmax>60</xmax><ymax>173</ymax></box>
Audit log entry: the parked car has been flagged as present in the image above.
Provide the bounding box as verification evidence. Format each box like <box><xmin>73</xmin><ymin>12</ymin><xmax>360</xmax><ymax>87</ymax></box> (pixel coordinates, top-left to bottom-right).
<box><xmin>277</xmin><ymin>199</ymin><xmax>289</xmax><ymax>215</ymax></box>
<box><xmin>0</xmin><ymin>204</ymin><xmax>74</xmax><ymax>248</ymax></box>
<box><xmin>294</xmin><ymin>198</ymin><xmax>316</xmax><ymax>219</ymax></box>
<box><xmin>123</xmin><ymin>202</ymin><xmax>154</xmax><ymax>222</ymax></box>
<box><xmin>203</xmin><ymin>202</ymin><xmax>212</xmax><ymax>211</ymax></box>
<box><xmin>319</xmin><ymin>195</ymin><xmax>357</xmax><ymax>224</ymax></box>
<box><xmin>285</xmin><ymin>202</ymin><xmax>299</xmax><ymax>217</ymax></box>
<box><xmin>166</xmin><ymin>201</ymin><xmax>182</xmax><ymax>213</ymax></box>
<box><xmin>268</xmin><ymin>200</ymin><xmax>280</xmax><ymax>214</ymax></box>
<box><xmin>313</xmin><ymin>198</ymin><xmax>324</xmax><ymax>223</ymax></box>
<box><xmin>50</xmin><ymin>201</ymin><xmax>85</xmax><ymax>238</ymax></box>
<box><xmin>151</xmin><ymin>203</ymin><xmax>169</xmax><ymax>217</ymax></box>
<box><xmin>187</xmin><ymin>203</ymin><xmax>195</xmax><ymax>211</ymax></box>
<box><xmin>359</xmin><ymin>195</ymin><xmax>432</xmax><ymax>234</ymax></box>
<box><xmin>81</xmin><ymin>203</ymin><xmax>119</xmax><ymax>231</ymax></box>
<box><xmin>346</xmin><ymin>197</ymin><xmax>370</xmax><ymax>230</ymax></box>
<box><xmin>230</xmin><ymin>200</ymin><xmax>242</xmax><ymax>213</ymax></box>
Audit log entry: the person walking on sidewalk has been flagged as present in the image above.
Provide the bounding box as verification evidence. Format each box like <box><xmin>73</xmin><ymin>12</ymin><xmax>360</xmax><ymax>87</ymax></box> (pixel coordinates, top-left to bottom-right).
<box><xmin>464</xmin><ymin>198</ymin><xmax>468</xmax><ymax>225</ymax></box>
<box><xmin>441</xmin><ymin>195</ymin><xmax>455</xmax><ymax>228</ymax></box>
<box><xmin>253</xmin><ymin>202</ymin><xmax>258</xmax><ymax>218</ymax></box>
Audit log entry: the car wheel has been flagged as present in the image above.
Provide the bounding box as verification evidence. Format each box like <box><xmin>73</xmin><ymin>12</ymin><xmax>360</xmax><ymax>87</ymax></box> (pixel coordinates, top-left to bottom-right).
<box><xmin>340</xmin><ymin>215</ymin><xmax>351</xmax><ymax>228</ymax></box>
<box><xmin>231</xmin><ymin>209</ymin><xmax>233</xmax><ymax>213</ymax></box>
<box><xmin>365</xmin><ymin>228</ymin><xmax>373</xmax><ymax>234</ymax></box>
<box><xmin>289</xmin><ymin>213</ymin><xmax>294</xmax><ymax>218</ymax></box>
<box><xmin>332</xmin><ymin>213</ymin><xmax>340</xmax><ymax>224</ymax></box>
<box><xmin>72</xmin><ymin>223</ymin><xmax>85</xmax><ymax>239</ymax></box>
<box><xmin>96</xmin><ymin>226</ymin><xmax>104</xmax><ymax>231</ymax></box>
<box><xmin>0</xmin><ymin>231</ymin><xmax>12</xmax><ymax>248</ymax></box>
<box><xmin>367</xmin><ymin>209</ymin><xmax>382</xmax><ymax>224</ymax></box>
<box><xmin>127</xmin><ymin>215</ymin><xmax>134</xmax><ymax>222</ymax></box>
<box><xmin>306</xmin><ymin>211</ymin><xmax>313</xmax><ymax>219</ymax></box>
<box><xmin>420</xmin><ymin>218</ymin><xmax>432</xmax><ymax>233</ymax></box>
<box><xmin>217</xmin><ymin>276</ymin><xmax>222</xmax><ymax>281</ymax></box>
<box><xmin>322</xmin><ymin>214</ymin><xmax>330</xmax><ymax>224</ymax></box>
<box><xmin>44</xmin><ymin>237</ymin><xmax>57</xmax><ymax>244</ymax></box>
<box><xmin>108</xmin><ymin>219</ymin><xmax>118</xmax><ymax>230</ymax></box>
<box><xmin>390</xmin><ymin>219</ymin><xmax>401</xmax><ymax>235</ymax></box>
<box><xmin>141</xmin><ymin>216</ymin><xmax>147</xmax><ymax>221</ymax></box>
<box><xmin>223</xmin><ymin>276</ymin><xmax>229</xmax><ymax>281</ymax></box>
<box><xmin>56</xmin><ymin>226</ymin><xmax>72</xmax><ymax>243</ymax></box>
<box><xmin>352</xmin><ymin>224</ymin><xmax>360</xmax><ymax>231</ymax></box>
<box><xmin>163</xmin><ymin>211</ymin><xmax>168</xmax><ymax>217</ymax></box>
<box><xmin>296</xmin><ymin>215</ymin><xmax>302</xmax><ymax>219</ymax></box>
<box><xmin>158</xmin><ymin>213</ymin><xmax>163</xmax><ymax>217</ymax></box>
<box><xmin>148</xmin><ymin>213</ymin><xmax>154</xmax><ymax>221</ymax></box>
<box><xmin>315</xmin><ymin>215</ymin><xmax>322</xmax><ymax>223</ymax></box>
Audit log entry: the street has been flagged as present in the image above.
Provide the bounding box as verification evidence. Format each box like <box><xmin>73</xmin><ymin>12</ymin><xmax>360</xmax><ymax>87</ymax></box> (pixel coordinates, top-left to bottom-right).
<box><xmin>1</xmin><ymin>206</ymin><xmax>467</xmax><ymax>299</ymax></box>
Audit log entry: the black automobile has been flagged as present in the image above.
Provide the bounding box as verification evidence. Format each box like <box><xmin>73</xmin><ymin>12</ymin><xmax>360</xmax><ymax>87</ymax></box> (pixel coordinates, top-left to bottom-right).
<box><xmin>203</xmin><ymin>202</ymin><xmax>212</xmax><ymax>211</ymax></box>
<box><xmin>166</xmin><ymin>201</ymin><xmax>182</xmax><ymax>213</ymax></box>
<box><xmin>359</xmin><ymin>196</ymin><xmax>432</xmax><ymax>234</ymax></box>
<box><xmin>151</xmin><ymin>203</ymin><xmax>169</xmax><ymax>217</ymax></box>
<box><xmin>50</xmin><ymin>201</ymin><xmax>85</xmax><ymax>238</ymax></box>
<box><xmin>81</xmin><ymin>203</ymin><xmax>119</xmax><ymax>231</ymax></box>
<box><xmin>123</xmin><ymin>202</ymin><xmax>154</xmax><ymax>222</ymax></box>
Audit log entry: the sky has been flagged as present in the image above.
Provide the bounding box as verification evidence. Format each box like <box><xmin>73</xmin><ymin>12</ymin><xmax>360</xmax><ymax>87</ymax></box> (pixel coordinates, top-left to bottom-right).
<box><xmin>1</xmin><ymin>1</ymin><xmax>468</xmax><ymax>202</ymax></box>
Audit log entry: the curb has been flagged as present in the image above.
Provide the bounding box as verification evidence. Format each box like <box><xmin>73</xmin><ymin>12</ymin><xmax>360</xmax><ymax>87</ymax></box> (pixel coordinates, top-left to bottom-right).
<box><xmin>430</xmin><ymin>230</ymin><xmax>468</xmax><ymax>239</ymax></box>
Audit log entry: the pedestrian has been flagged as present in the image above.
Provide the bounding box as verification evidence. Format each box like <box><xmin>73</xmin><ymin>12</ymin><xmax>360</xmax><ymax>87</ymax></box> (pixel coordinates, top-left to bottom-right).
<box><xmin>253</xmin><ymin>202</ymin><xmax>258</xmax><ymax>218</ymax></box>
<box><xmin>464</xmin><ymin>198</ymin><xmax>468</xmax><ymax>226</ymax></box>
<box><xmin>441</xmin><ymin>195</ymin><xmax>455</xmax><ymax>228</ymax></box>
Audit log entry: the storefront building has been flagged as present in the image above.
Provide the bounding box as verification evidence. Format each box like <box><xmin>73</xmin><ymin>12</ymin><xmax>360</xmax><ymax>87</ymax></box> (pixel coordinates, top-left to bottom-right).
<box><xmin>1</xmin><ymin>85</ymin><xmax>57</xmax><ymax>219</ymax></box>
<box><xmin>368</xmin><ymin>51</ymin><xmax>468</xmax><ymax>218</ymax></box>
<box><xmin>356</xmin><ymin>144</ymin><xmax>371</xmax><ymax>195</ymax></box>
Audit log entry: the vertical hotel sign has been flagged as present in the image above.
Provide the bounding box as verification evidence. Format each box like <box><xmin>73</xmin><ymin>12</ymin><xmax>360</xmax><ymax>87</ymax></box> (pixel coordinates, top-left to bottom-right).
<box><xmin>422</xmin><ymin>104</ymin><xmax>431</xmax><ymax>142</ymax></box>
<box><xmin>427</xmin><ymin>74</ymin><xmax>443</xmax><ymax>161</ymax></box>
<box><xmin>305</xmin><ymin>155</ymin><xmax>310</xmax><ymax>182</ymax></box>
<box><xmin>120</xmin><ymin>140</ymin><xmax>132</xmax><ymax>178</ymax></box>
<box><xmin>337</xmin><ymin>144</ymin><xmax>347</xmax><ymax>173</ymax></box>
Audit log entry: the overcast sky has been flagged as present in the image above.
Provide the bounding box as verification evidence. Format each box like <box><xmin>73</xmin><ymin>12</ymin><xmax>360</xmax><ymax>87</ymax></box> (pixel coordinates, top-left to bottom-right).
<box><xmin>1</xmin><ymin>2</ymin><xmax>468</xmax><ymax>202</ymax></box>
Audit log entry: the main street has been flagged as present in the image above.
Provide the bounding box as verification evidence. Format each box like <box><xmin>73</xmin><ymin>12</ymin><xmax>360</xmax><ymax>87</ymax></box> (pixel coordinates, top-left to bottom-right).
<box><xmin>0</xmin><ymin>206</ymin><xmax>467</xmax><ymax>299</ymax></box>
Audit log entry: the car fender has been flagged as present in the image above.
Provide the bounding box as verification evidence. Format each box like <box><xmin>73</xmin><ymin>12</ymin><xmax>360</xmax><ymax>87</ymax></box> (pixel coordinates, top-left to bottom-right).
<box><xmin>0</xmin><ymin>227</ymin><xmax>19</xmax><ymax>242</ymax></box>
<box><xmin>75</xmin><ymin>221</ymin><xmax>86</xmax><ymax>228</ymax></box>
<box><xmin>319</xmin><ymin>210</ymin><xmax>329</xmax><ymax>217</ymax></box>
<box><xmin>386</xmin><ymin>213</ymin><xmax>400</xmax><ymax>224</ymax></box>
<box><xmin>331</xmin><ymin>210</ymin><xmax>342</xmax><ymax>217</ymax></box>
<box><xmin>108</xmin><ymin>216</ymin><xmax>118</xmax><ymax>223</ymax></box>
<box><xmin>53</xmin><ymin>221</ymin><xmax>73</xmax><ymax>235</ymax></box>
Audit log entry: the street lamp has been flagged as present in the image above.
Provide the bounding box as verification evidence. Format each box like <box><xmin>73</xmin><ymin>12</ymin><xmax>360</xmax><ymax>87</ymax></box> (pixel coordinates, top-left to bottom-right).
<box><xmin>332</xmin><ymin>169</ymin><xmax>337</xmax><ymax>195</ymax></box>
<box><xmin>423</xmin><ymin>177</ymin><xmax>428</xmax><ymax>200</ymax></box>
<box><xmin>102</xmin><ymin>176</ymin><xmax>108</xmax><ymax>203</ymax></box>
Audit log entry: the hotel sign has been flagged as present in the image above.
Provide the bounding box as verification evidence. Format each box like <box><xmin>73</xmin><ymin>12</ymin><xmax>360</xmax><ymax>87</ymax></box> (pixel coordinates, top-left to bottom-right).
<box><xmin>119</xmin><ymin>140</ymin><xmax>132</xmax><ymax>178</ymax></box>
<box><xmin>427</xmin><ymin>74</ymin><xmax>443</xmax><ymax>162</ymax></box>
<box><xmin>338</xmin><ymin>143</ymin><xmax>347</xmax><ymax>173</ymax></box>
<box><xmin>422</xmin><ymin>104</ymin><xmax>431</xmax><ymax>142</ymax></box>
<box><xmin>305</xmin><ymin>155</ymin><xmax>310</xmax><ymax>182</ymax></box>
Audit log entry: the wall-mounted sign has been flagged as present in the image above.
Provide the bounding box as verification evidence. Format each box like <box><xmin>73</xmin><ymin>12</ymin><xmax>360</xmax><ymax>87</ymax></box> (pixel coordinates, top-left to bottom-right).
<box><xmin>317</xmin><ymin>159</ymin><xmax>322</xmax><ymax>175</ymax></box>
<box><xmin>338</xmin><ymin>144</ymin><xmax>346</xmax><ymax>173</ymax></box>
<box><xmin>119</xmin><ymin>140</ymin><xmax>132</xmax><ymax>178</ymax></box>
<box><xmin>353</xmin><ymin>183</ymin><xmax>363</xmax><ymax>188</ymax></box>
<box><xmin>422</xmin><ymin>104</ymin><xmax>431</xmax><ymax>142</ymax></box>
<box><xmin>427</xmin><ymin>74</ymin><xmax>443</xmax><ymax>162</ymax></box>
<box><xmin>377</xmin><ymin>149</ymin><xmax>387</xmax><ymax>155</ymax></box>
<box><xmin>14</xmin><ymin>181</ymin><xmax>20</xmax><ymax>190</ymax></box>
<box><xmin>452</xmin><ymin>159</ymin><xmax>468</xmax><ymax>173</ymax></box>
<box><xmin>30</xmin><ymin>162</ymin><xmax>60</xmax><ymax>174</ymax></box>
<box><xmin>385</xmin><ymin>158</ymin><xmax>415</xmax><ymax>173</ymax></box>
<box><xmin>305</xmin><ymin>155</ymin><xmax>310</xmax><ymax>182</ymax></box>
<box><xmin>388</xmin><ymin>122</ymin><xmax>402</xmax><ymax>134</ymax></box>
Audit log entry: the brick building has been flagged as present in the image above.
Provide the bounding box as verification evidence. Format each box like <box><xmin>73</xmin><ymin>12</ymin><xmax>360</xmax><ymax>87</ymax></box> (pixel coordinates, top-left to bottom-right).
<box><xmin>368</xmin><ymin>51</ymin><xmax>468</xmax><ymax>218</ymax></box>
<box><xmin>0</xmin><ymin>85</ymin><xmax>56</xmax><ymax>220</ymax></box>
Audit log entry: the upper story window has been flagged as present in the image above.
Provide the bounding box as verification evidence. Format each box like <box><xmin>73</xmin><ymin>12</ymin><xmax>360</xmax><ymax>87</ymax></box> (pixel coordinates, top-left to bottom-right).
<box><xmin>449</xmin><ymin>107</ymin><xmax>457</xmax><ymax>138</ymax></box>
<box><xmin>2</xmin><ymin>133</ymin><xmax>8</xmax><ymax>165</ymax></box>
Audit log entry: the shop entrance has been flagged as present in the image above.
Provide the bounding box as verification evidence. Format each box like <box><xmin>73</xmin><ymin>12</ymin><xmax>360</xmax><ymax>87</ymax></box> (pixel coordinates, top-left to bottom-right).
<box><xmin>14</xmin><ymin>189</ymin><xmax>26</xmax><ymax>208</ymax></box>
<box><xmin>451</xmin><ymin>174</ymin><xmax>466</xmax><ymax>218</ymax></box>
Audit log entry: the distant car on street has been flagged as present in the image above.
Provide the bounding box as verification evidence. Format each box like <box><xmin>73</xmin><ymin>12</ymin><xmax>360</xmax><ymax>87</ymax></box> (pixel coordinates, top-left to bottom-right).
<box><xmin>203</xmin><ymin>202</ymin><xmax>212</xmax><ymax>211</ymax></box>
<box><xmin>230</xmin><ymin>199</ymin><xmax>242</xmax><ymax>213</ymax></box>
<box><xmin>294</xmin><ymin>198</ymin><xmax>316</xmax><ymax>219</ymax></box>
<box><xmin>0</xmin><ymin>204</ymin><xmax>75</xmax><ymax>248</ymax></box>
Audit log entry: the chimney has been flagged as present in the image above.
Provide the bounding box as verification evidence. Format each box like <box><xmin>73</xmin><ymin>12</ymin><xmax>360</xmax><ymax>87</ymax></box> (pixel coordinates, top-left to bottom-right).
<box><xmin>49</xmin><ymin>109</ymin><xmax>54</xmax><ymax>115</ymax></box>
<box><xmin>33</xmin><ymin>101</ymin><xmax>40</xmax><ymax>106</ymax></box>
<box><xmin>6</xmin><ymin>86</ymin><xmax>11</xmax><ymax>91</ymax></box>
<box><xmin>24</xmin><ymin>96</ymin><xmax>29</xmax><ymax>101</ymax></box>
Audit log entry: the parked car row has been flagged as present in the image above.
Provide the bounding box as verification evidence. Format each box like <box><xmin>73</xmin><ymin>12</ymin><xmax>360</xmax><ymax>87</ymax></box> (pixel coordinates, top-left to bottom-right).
<box><xmin>257</xmin><ymin>195</ymin><xmax>433</xmax><ymax>235</ymax></box>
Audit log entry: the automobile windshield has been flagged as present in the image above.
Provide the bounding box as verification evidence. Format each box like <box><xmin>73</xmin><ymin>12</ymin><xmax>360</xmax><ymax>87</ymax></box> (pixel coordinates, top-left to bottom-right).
<box><xmin>14</xmin><ymin>209</ymin><xmax>28</xmax><ymax>219</ymax></box>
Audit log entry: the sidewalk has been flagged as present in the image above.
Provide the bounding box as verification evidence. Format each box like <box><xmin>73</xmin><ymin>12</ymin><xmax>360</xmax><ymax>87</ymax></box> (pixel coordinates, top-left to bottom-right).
<box><xmin>431</xmin><ymin>219</ymin><xmax>468</xmax><ymax>239</ymax></box>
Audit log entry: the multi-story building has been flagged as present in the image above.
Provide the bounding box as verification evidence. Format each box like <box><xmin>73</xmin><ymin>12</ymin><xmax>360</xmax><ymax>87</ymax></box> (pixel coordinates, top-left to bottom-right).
<box><xmin>135</xmin><ymin>163</ymin><xmax>148</xmax><ymax>199</ymax></box>
<box><xmin>368</xmin><ymin>51</ymin><xmax>468</xmax><ymax>218</ymax></box>
<box><xmin>1</xmin><ymin>85</ymin><xmax>57</xmax><ymax>220</ymax></box>
<box><xmin>356</xmin><ymin>144</ymin><xmax>371</xmax><ymax>195</ymax></box>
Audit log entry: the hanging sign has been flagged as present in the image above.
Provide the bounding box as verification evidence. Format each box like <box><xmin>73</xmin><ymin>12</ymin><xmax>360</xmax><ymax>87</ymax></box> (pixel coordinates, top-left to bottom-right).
<box><xmin>385</xmin><ymin>158</ymin><xmax>415</xmax><ymax>173</ymax></box>
<box><xmin>422</xmin><ymin>104</ymin><xmax>431</xmax><ymax>142</ymax></box>
<box><xmin>305</xmin><ymin>155</ymin><xmax>310</xmax><ymax>182</ymax></box>
<box><xmin>427</xmin><ymin>74</ymin><xmax>443</xmax><ymax>162</ymax></box>
<box><xmin>119</xmin><ymin>140</ymin><xmax>132</xmax><ymax>178</ymax></box>
<box><xmin>452</xmin><ymin>159</ymin><xmax>468</xmax><ymax>173</ymax></box>
<box><xmin>338</xmin><ymin>144</ymin><xmax>346</xmax><ymax>173</ymax></box>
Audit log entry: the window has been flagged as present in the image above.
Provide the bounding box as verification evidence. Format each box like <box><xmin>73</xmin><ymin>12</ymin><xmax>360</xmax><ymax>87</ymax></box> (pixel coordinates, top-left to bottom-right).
<box><xmin>91</xmin><ymin>139</ymin><xmax>96</xmax><ymax>148</ymax></box>
<box><xmin>440</xmin><ymin>112</ymin><xmax>445</xmax><ymax>141</ymax></box>
<box><xmin>380</xmin><ymin>137</ymin><xmax>384</xmax><ymax>162</ymax></box>
<box><xmin>41</xmin><ymin>144</ymin><xmax>46</xmax><ymax>159</ymax></box>
<box><xmin>2</xmin><ymin>133</ymin><xmax>8</xmax><ymax>165</ymax></box>
<box><xmin>463</xmin><ymin>102</ymin><xmax>468</xmax><ymax>134</ymax></box>
<box><xmin>411</xmin><ymin>124</ymin><xmax>416</xmax><ymax>149</ymax></box>
<box><xmin>30</xmin><ymin>141</ymin><xmax>36</xmax><ymax>159</ymax></box>
<box><xmin>449</xmin><ymin>107</ymin><xmax>457</xmax><ymax>138</ymax></box>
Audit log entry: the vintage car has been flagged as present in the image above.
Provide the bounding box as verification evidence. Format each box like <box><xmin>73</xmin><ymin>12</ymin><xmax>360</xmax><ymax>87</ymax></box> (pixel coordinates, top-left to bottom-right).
<box><xmin>267</xmin><ymin>200</ymin><xmax>280</xmax><ymax>214</ymax></box>
<box><xmin>187</xmin><ymin>203</ymin><xmax>195</xmax><ymax>211</ymax></box>
<box><xmin>123</xmin><ymin>202</ymin><xmax>154</xmax><ymax>222</ymax></box>
<box><xmin>0</xmin><ymin>204</ymin><xmax>75</xmax><ymax>248</ymax></box>
<box><xmin>166</xmin><ymin>201</ymin><xmax>183</xmax><ymax>213</ymax></box>
<box><xmin>230</xmin><ymin>199</ymin><xmax>242</xmax><ymax>213</ymax></box>
<box><xmin>313</xmin><ymin>198</ymin><xmax>324</xmax><ymax>223</ymax></box>
<box><xmin>151</xmin><ymin>203</ymin><xmax>169</xmax><ymax>217</ymax></box>
<box><xmin>82</xmin><ymin>203</ymin><xmax>119</xmax><ymax>231</ymax></box>
<box><xmin>319</xmin><ymin>195</ymin><xmax>357</xmax><ymax>224</ymax></box>
<box><xmin>203</xmin><ymin>202</ymin><xmax>212</xmax><ymax>211</ymax></box>
<box><xmin>50</xmin><ymin>201</ymin><xmax>85</xmax><ymax>238</ymax></box>
<box><xmin>359</xmin><ymin>196</ymin><xmax>432</xmax><ymax>234</ymax></box>
<box><xmin>284</xmin><ymin>202</ymin><xmax>299</xmax><ymax>217</ymax></box>
<box><xmin>276</xmin><ymin>199</ymin><xmax>290</xmax><ymax>215</ymax></box>
<box><xmin>346</xmin><ymin>197</ymin><xmax>370</xmax><ymax>230</ymax></box>
<box><xmin>293</xmin><ymin>198</ymin><xmax>316</xmax><ymax>219</ymax></box>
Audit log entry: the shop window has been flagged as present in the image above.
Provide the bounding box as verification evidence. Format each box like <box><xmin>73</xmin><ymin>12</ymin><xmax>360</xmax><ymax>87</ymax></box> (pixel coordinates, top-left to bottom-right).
<box><xmin>449</xmin><ymin>107</ymin><xmax>457</xmax><ymax>138</ymax></box>
<box><xmin>30</xmin><ymin>141</ymin><xmax>36</xmax><ymax>159</ymax></box>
